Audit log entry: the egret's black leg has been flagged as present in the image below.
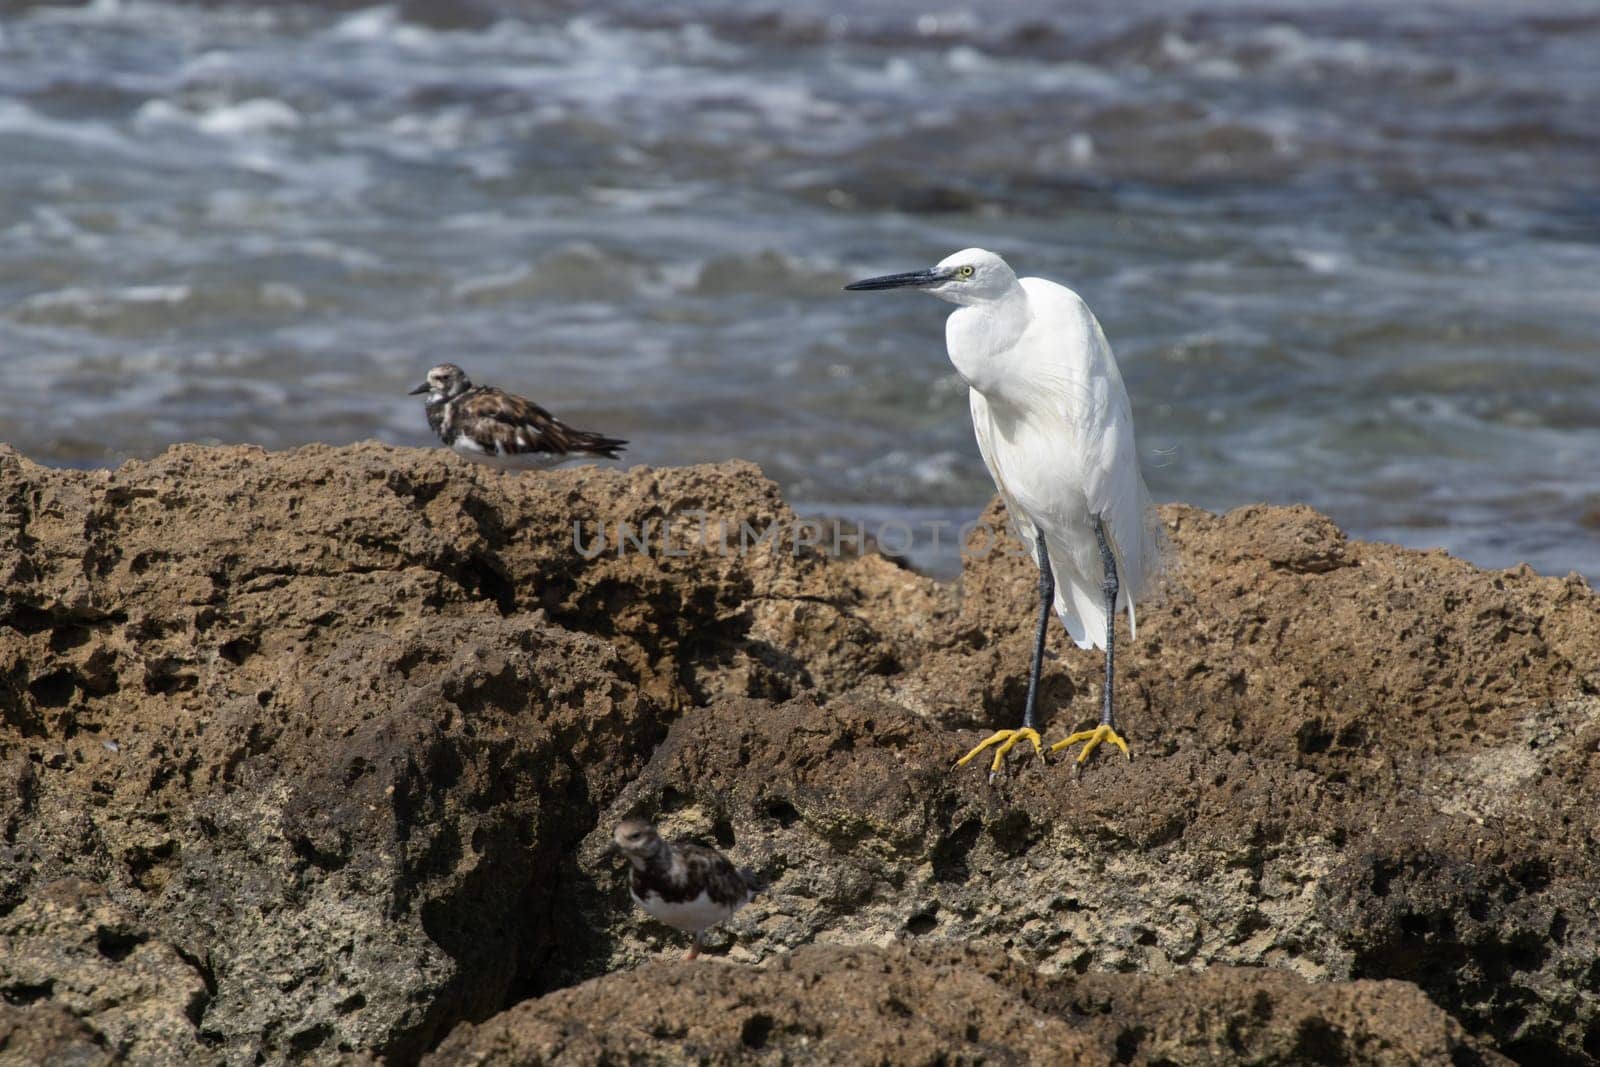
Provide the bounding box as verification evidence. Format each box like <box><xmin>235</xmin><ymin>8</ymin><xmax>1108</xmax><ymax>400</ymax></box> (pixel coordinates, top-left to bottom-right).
<box><xmin>956</xmin><ymin>540</ymin><xmax>1053</xmax><ymax>775</ymax></box>
<box><xmin>1049</xmin><ymin>514</ymin><xmax>1132</xmax><ymax>769</ymax></box>
<box><xmin>1021</xmin><ymin>542</ymin><xmax>1055</xmax><ymax>733</ymax></box>
<box><xmin>1092</xmin><ymin>514</ymin><xmax>1119</xmax><ymax>732</ymax></box>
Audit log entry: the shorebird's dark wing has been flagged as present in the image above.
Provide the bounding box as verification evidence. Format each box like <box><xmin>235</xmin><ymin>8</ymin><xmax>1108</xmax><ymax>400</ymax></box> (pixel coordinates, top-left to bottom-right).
<box><xmin>674</xmin><ymin>841</ymin><xmax>760</xmax><ymax>906</ymax></box>
<box><xmin>454</xmin><ymin>387</ymin><xmax>625</xmax><ymax>458</ymax></box>
<box><xmin>452</xmin><ymin>387</ymin><xmax>566</xmax><ymax>454</ymax></box>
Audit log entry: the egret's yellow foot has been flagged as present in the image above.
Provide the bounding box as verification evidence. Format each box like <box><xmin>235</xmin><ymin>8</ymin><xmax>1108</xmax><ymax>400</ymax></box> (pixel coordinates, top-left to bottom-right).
<box><xmin>1050</xmin><ymin>724</ymin><xmax>1131</xmax><ymax>767</ymax></box>
<box><xmin>955</xmin><ymin>728</ymin><xmax>1044</xmax><ymax>775</ymax></box>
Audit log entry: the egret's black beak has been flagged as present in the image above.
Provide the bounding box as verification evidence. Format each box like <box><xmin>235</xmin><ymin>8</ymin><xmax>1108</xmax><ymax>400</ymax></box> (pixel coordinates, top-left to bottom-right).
<box><xmin>408</xmin><ymin>382</ymin><xmax>430</xmax><ymax>395</ymax></box>
<box><xmin>843</xmin><ymin>267</ymin><xmax>951</xmax><ymax>291</ymax></box>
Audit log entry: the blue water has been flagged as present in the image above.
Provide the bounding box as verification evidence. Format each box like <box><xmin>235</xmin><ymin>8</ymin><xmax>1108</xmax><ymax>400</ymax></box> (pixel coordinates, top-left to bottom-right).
<box><xmin>2</xmin><ymin>0</ymin><xmax>1597</xmax><ymax>577</ymax></box>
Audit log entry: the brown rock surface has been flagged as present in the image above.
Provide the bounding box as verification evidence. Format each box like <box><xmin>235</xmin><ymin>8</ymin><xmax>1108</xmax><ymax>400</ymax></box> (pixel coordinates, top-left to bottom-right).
<box><xmin>426</xmin><ymin>944</ymin><xmax>1506</xmax><ymax>1067</ymax></box>
<box><xmin>425</xmin><ymin>945</ymin><xmax>1101</xmax><ymax>1066</ymax></box>
<box><xmin>0</xmin><ymin>1000</ymin><xmax>117</xmax><ymax>1067</ymax></box>
<box><xmin>0</xmin><ymin>878</ymin><xmax>206</xmax><ymax>1064</ymax></box>
<box><xmin>1</xmin><ymin>442</ymin><xmax>1596</xmax><ymax>1064</ymax></box>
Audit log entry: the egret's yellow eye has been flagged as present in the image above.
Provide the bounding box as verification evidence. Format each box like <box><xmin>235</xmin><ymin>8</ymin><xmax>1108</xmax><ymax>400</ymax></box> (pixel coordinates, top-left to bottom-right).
<box><xmin>958</xmin><ymin>265</ymin><xmax>975</xmax><ymax>278</ymax></box>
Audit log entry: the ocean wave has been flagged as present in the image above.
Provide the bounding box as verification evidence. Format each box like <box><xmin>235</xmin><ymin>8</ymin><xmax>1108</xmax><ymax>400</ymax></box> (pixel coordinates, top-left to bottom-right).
<box><xmin>2</xmin><ymin>0</ymin><xmax>1598</xmax><ymax>577</ymax></box>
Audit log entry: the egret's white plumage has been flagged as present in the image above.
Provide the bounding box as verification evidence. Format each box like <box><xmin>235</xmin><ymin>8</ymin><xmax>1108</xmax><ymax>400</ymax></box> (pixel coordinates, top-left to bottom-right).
<box><xmin>847</xmin><ymin>248</ymin><xmax>1162</xmax><ymax>773</ymax></box>
<box><xmin>942</xmin><ymin>250</ymin><xmax>1162</xmax><ymax>651</ymax></box>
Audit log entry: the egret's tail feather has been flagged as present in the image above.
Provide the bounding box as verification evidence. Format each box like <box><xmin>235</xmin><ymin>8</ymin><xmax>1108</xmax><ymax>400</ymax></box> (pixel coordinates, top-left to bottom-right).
<box><xmin>1054</xmin><ymin>574</ymin><xmax>1106</xmax><ymax>652</ymax></box>
<box><xmin>1093</xmin><ymin>481</ymin><xmax>1171</xmax><ymax>644</ymax></box>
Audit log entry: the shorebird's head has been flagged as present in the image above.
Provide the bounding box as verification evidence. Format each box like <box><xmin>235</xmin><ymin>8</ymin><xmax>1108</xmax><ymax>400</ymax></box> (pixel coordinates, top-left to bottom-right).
<box><xmin>408</xmin><ymin>363</ymin><xmax>472</xmax><ymax>403</ymax></box>
<box><xmin>613</xmin><ymin>818</ymin><xmax>668</xmax><ymax>868</ymax></box>
<box><xmin>844</xmin><ymin>247</ymin><xmax>1017</xmax><ymax>307</ymax></box>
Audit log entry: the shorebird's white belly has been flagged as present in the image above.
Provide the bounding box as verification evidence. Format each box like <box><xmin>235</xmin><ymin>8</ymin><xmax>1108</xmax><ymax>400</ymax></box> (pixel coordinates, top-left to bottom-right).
<box><xmin>631</xmin><ymin>887</ymin><xmax>739</xmax><ymax>934</ymax></box>
<box><xmin>449</xmin><ymin>436</ymin><xmax>568</xmax><ymax>470</ymax></box>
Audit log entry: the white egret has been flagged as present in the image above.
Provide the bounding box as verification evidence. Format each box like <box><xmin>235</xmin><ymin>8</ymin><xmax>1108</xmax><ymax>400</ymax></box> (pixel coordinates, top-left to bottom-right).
<box><xmin>846</xmin><ymin>249</ymin><xmax>1162</xmax><ymax>775</ymax></box>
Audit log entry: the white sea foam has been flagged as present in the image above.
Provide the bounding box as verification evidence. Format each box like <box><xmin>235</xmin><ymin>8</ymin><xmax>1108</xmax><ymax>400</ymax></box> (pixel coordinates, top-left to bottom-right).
<box><xmin>1290</xmin><ymin>248</ymin><xmax>1346</xmax><ymax>275</ymax></box>
<box><xmin>259</xmin><ymin>283</ymin><xmax>308</xmax><ymax>311</ymax></box>
<box><xmin>326</xmin><ymin>5</ymin><xmax>437</xmax><ymax>50</ymax></box>
<box><xmin>132</xmin><ymin>100</ymin><xmax>189</xmax><ymax>129</ymax></box>
<box><xmin>196</xmin><ymin>98</ymin><xmax>302</xmax><ymax>137</ymax></box>
<box><xmin>450</xmin><ymin>266</ymin><xmax>533</xmax><ymax>301</ymax></box>
<box><xmin>0</xmin><ymin>100</ymin><xmax>136</xmax><ymax>154</ymax></box>
<box><xmin>18</xmin><ymin>285</ymin><xmax>191</xmax><ymax>318</ymax></box>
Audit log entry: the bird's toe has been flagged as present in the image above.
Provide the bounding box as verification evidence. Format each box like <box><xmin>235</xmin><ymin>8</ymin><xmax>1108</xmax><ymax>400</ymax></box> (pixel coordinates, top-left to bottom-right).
<box><xmin>1050</xmin><ymin>723</ymin><xmax>1131</xmax><ymax>770</ymax></box>
<box><xmin>955</xmin><ymin>727</ymin><xmax>1044</xmax><ymax>776</ymax></box>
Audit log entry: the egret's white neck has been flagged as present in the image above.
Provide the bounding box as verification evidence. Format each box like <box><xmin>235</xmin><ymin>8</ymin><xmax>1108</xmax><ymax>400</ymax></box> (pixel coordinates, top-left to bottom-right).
<box><xmin>944</xmin><ymin>284</ymin><xmax>1030</xmax><ymax>402</ymax></box>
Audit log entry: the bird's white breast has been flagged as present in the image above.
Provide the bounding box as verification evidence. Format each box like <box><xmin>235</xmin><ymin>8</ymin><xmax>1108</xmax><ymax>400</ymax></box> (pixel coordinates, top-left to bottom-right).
<box><xmin>449</xmin><ymin>436</ymin><xmax>566</xmax><ymax>470</ymax></box>
<box><xmin>630</xmin><ymin>887</ymin><xmax>740</xmax><ymax>934</ymax></box>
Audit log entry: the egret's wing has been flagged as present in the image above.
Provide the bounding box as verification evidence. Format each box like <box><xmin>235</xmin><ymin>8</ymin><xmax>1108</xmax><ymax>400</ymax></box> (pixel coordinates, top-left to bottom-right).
<box><xmin>1078</xmin><ymin>311</ymin><xmax>1166</xmax><ymax>632</ymax></box>
<box><xmin>969</xmin><ymin>387</ymin><xmax>1039</xmax><ymax>560</ymax></box>
<box><xmin>1019</xmin><ymin>278</ymin><xmax>1161</xmax><ymax>633</ymax></box>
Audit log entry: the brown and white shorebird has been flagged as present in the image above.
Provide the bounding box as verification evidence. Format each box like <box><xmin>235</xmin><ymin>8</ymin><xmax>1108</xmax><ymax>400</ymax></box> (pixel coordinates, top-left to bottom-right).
<box><xmin>409</xmin><ymin>363</ymin><xmax>626</xmax><ymax>471</ymax></box>
<box><xmin>613</xmin><ymin>818</ymin><xmax>762</xmax><ymax>960</ymax></box>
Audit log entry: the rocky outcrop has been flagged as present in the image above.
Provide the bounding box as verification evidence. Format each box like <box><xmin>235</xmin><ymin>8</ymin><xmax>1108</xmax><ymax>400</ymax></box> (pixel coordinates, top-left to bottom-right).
<box><xmin>1</xmin><ymin>442</ymin><xmax>1595</xmax><ymax>1064</ymax></box>
<box><xmin>425</xmin><ymin>944</ymin><xmax>1507</xmax><ymax>1066</ymax></box>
